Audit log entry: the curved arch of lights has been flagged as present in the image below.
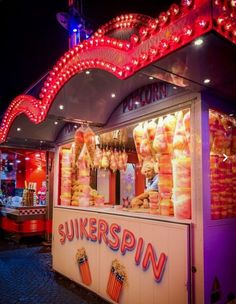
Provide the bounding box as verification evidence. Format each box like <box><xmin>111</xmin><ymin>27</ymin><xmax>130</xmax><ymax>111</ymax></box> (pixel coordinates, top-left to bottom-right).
<box><xmin>0</xmin><ymin>0</ymin><xmax>235</xmax><ymax>143</ymax></box>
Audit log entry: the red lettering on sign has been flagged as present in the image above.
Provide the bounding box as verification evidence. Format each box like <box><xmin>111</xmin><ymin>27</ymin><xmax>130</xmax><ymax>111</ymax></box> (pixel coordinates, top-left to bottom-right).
<box><xmin>108</xmin><ymin>223</ymin><xmax>121</xmax><ymax>250</ymax></box>
<box><xmin>57</xmin><ymin>217</ymin><xmax>168</xmax><ymax>283</ymax></box>
<box><xmin>97</xmin><ymin>219</ymin><xmax>108</xmax><ymax>244</ymax></box>
<box><xmin>135</xmin><ymin>237</ymin><xmax>144</xmax><ymax>265</ymax></box>
<box><xmin>75</xmin><ymin>218</ymin><xmax>79</xmax><ymax>239</ymax></box>
<box><xmin>65</xmin><ymin>220</ymin><xmax>74</xmax><ymax>241</ymax></box>
<box><xmin>89</xmin><ymin>218</ymin><xmax>97</xmax><ymax>241</ymax></box>
<box><xmin>58</xmin><ymin>223</ymin><xmax>66</xmax><ymax>244</ymax></box>
<box><xmin>80</xmin><ymin>218</ymin><xmax>89</xmax><ymax>240</ymax></box>
<box><xmin>121</xmin><ymin>229</ymin><xmax>136</xmax><ymax>255</ymax></box>
<box><xmin>142</xmin><ymin>243</ymin><xmax>167</xmax><ymax>282</ymax></box>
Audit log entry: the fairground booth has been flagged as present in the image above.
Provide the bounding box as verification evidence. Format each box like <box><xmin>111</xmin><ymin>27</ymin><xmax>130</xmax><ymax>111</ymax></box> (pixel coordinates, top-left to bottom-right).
<box><xmin>0</xmin><ymin>0</ymin><xmax>236</xmax><ymax>303</ymax></box>
<box><xmin>0</xmin><ymin>147</ymin><xmax>50</xmax><ymax>239</ymax></box>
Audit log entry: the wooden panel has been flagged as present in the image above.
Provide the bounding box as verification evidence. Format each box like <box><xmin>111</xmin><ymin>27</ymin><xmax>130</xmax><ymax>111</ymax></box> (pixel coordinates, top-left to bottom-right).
<box><xmin>52</xmin><ymin>208</ymin><xmax>190</xmax><ymax>304</ymax></box>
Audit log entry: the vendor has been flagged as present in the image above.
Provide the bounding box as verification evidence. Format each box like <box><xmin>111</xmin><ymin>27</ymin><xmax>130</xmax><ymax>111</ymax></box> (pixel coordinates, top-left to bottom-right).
<box><xmin>131</xmin><ymin>160</ymin><xmax>158</xmax><ymax>207</ymax></box>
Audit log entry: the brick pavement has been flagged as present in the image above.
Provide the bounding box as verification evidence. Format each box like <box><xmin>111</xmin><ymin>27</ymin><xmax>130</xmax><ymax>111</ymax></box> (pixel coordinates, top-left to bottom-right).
<box><xmin>0</xmin><ymin>237</ymin><xmax>109</xmax><ymax>304</ymax></box>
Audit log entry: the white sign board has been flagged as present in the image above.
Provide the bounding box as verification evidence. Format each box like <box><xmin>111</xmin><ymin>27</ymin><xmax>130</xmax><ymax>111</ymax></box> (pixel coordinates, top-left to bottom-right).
<box><xmin>52</xmin><ymin>208</ymin><xmax>190</xmax><ymax>304</ymax></box>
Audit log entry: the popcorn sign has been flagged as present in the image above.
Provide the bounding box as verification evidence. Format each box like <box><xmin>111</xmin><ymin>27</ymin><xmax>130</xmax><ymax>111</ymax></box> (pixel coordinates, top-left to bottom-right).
<box><xmin>122</xmin><ymin>82</ymin><xmax>168</xmax><ymax>113</ymax></box>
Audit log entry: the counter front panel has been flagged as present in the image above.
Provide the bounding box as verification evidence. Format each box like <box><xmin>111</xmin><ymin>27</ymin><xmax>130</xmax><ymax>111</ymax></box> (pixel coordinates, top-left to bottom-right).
<box><xmin>52</xmin><ymin>207</ymin><xmax>191</xmax><ymax>304</ymax></box>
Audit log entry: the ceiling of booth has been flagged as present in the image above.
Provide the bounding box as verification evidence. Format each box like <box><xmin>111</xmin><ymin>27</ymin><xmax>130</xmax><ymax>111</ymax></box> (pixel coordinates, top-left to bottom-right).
<box><xmin>48</xmin><ymin>68</ymin><xmax>155</xmax><ymax>125</ymax></box>
<box><xmin>152</xmin><ymin>33</ymin><xmax>236</xmax><ymax>104</ymax></box>
<box><xmin>2</xmin><ymin>32</ymin><xmax>236</xmax><ymax>150</ymax></box>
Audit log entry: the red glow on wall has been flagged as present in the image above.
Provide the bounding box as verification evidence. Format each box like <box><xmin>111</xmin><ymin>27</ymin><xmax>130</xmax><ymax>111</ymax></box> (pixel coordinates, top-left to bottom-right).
<box><xmin>25</xmin><ymin>153</ymin><xmax>46</xmax><ymax>193</ymax></box>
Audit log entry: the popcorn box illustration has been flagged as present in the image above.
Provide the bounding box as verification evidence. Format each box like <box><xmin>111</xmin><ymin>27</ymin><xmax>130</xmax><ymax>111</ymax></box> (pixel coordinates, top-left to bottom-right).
<box><xmin>76</xmin><ymin>247</ymin><xmax>92</xmax><ymax>286</ymax></box>
<box><xmin>107</xmin><ymin>259</ymin><xmax>127</xmax><ymax>303</ymax></box>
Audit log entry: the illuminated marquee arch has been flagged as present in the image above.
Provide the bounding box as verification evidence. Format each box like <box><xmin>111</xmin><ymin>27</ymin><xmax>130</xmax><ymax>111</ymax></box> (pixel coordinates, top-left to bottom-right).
<box><xmin>0</xmin><ymin>0</ymin><xmax>234</xmax><ymax>143</ymax></box>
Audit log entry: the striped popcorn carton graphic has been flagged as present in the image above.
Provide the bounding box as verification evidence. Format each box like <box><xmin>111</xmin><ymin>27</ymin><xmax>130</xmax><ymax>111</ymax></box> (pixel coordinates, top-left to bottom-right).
<box><xmin>76</xmin><ymin>247</ymin><xmax>92</xmax><ymax>286</ymax></box>
<box><xmin>107</xmin><ymin>259</ymin><xmax>127</xmax><ymax>303</ymax></box>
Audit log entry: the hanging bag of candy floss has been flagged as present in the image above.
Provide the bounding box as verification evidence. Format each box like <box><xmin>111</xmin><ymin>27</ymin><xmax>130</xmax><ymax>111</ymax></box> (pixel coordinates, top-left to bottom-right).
<box><xmin>74</xmin><ymin>126</ymin><xmax>86</xmax><ymax>164</ymax></box>
<box><xmin>232</xmin><ymin>124</ymin><xmax>236</xmax><ymax>154</ymax></box>
<box><xmin>153</xmin><ymin>116</ymin><xmax>169</xmax><ymax>156</ymax></box>
<box><xmin>83</xmin><ymin>126</ymin><xmax>96</xmax><ymax>166</ymax></box>
<box><xmin>146</xmin><ymin>119</ymin><xmax>157</xmax><ymax>153</ymax></box>
<box><xmin>76</xmin><ymin>247</ymin><xmax>92</xmax><ymax>286</ymax></box>
<box><xmin>94</xmin><ymin>146</ymin><xmax>103</xmax><ymax>169</ymax></box>
<box><xmin>107</xmin><ymin>259</ymin><xmax>127</xmax><ymax>303</ymax></box>
<box><xmin>110</xmin><ymin>149</ymin><xmax>118</xmax><ymax>172</ymax></box>
<box><xmin>163</xmin><ymin>114</ymin><xmax>177</xmax><ymax>155</ymax></box>
<box><xmin>172</xmin><ymin>111</ymin><xmax>191</xmax><ymax>219</ymax></box>
<box><xmin>140</xmin><ymin>122</ymin><xmax>154</xmax><ymax>160</ymax></box>
<box><xmin>133</xmin><ymin>123</ymin><xmax>144</xmax><ymax>166</ymax></box>
<box><xmin>221</xmin><ymin>115</ymin><xmax>233</xmax><ymax>155</ymax></box>
<box><xmin>173</xmin><ymin>110</ymin><xmax>189</xmax><ymax>157</ymax></box>
<box><xmin>101</xmin><ymin>148</ymin><xmax>110</xmax><ymax>169</ymax></box>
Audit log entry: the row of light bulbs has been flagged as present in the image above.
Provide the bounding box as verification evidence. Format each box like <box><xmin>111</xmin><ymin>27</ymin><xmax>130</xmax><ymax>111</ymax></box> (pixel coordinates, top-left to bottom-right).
<box><xmin>0</xmin><ymin>0</ymin><xmax>235</xmax><ymax>144</ymax></box>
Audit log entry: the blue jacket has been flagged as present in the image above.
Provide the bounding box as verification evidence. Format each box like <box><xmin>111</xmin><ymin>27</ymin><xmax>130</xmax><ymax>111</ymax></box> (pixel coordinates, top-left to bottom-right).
<box><xmin>146</xmin><ymin>174</ymin><xmax>158</xmax><ymax>191</ymax></box>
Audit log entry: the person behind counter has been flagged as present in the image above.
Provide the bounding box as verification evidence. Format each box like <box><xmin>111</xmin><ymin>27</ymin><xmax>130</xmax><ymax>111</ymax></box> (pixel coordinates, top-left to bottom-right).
<box><xmin>131</xmin><ymin>160</ymin><xmax>158</xmax><ymax>208</ymax></box>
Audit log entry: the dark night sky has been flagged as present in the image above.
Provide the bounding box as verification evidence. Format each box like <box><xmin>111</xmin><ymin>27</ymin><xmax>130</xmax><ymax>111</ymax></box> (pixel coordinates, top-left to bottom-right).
<box><xmin>0</xmin><ymin>0</ymin><xmax>173</xmax><ymax>113</ymax></box>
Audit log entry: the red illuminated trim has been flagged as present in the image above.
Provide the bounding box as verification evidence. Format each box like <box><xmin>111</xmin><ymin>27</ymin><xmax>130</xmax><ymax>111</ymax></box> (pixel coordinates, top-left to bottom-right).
<box><xmin>213</xmin><ymin>0</ymin><xmax>236</xmax><ymax>43</ymax></box>
<box><xmin>0</xmin><ymin>95</ymin><xmax>42</xmax><ymax>142</ymax></box>
<box><xmin>0</xmin><ymin>0</ymin><xmax>235</xmax><ymax>143</ymax></box>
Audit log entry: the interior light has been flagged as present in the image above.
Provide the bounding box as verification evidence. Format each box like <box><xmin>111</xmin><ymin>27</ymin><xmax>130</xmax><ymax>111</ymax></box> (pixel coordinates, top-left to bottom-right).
<box><xmin>40</xmin><ymin>140</ymin><xmax>44</xmax><ymax>144</ymax></box>
<box><xmin>149</xmin><ymin>76</ymin><xmax>154</xmax><ymax>80</ymax></box>
<box><xmin>194</xmin><ymin>38</ymin><xmax>203</xmax><ymax>46</ymax></box>
<box><xmin>74</xmin><ymin>125</ymin><xmax>78</xmax><ymax>129</ymax></box>
<box><xmin>16</xmin><ymin>127</ymin><xmax>21</xmax><ymax>132</ymax></box>
<box><xmin>35</xmin><ymin>153</ymin><xmax>40</xmax><ymax>158</ymax></box>
<box><xmin>203</xmin><ymin>78</ymin><xmax>211</xmax><ymax>84</ymax></box>
<box><xmin>59</xmin><ymin>105</ymin><xmax>64</xmax><ymax>110</ymax></box>
<box><xmin>25</xmin><ymin>157</ymin><xmax>30</xmax><ymax>161</ymax></box>
<box><xmin>85</xmin><ymin>71</ymin><xmax>90</xmax><ymax>75</ymax></box>
<box><xmin>54</xmin><ymin>121</ymin><xmax>58</xmax><ymax>125</ymax></box>
<box><xmin>73</xmin><ymin>28</ymin><xmax>78</xmax><ymax>33</ymax></box>
<box><xmin>16</xmin><ymin>160</ymin><xmax>21</xmax><ymax>163</ymax></box>
<box><xmin>229</xmin><ymin>113</ymin><xmax>234</xmax><ymax>117</ymax></box>
<box><xmin>173</xmin><ymin>86</ymin><xmax>177</xmax><ymax>90</ymax></box>
<box><xmin>111</xmin><ymin>93</ymin><xmax>116</xmax><ymax>98</ymax></box>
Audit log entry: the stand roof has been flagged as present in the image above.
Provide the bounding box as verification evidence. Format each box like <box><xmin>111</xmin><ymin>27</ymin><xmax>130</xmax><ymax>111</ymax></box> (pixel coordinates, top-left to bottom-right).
<box><xmin>1</xmin><ymin>0</ymin><xmax>236</xmax><ymax>149</ymax></box>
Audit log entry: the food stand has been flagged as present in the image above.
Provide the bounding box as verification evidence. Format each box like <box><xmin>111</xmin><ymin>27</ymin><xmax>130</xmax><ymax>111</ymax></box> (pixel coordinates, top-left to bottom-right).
<box><xmin>0</xmin><ymin>0</ymin><xmax>236</xmax><ymax>303</ymax></box>
<box><xmin>0</xmin><ymin>149</ymin><xmax>49</xmax><ymax>239</ymax></box>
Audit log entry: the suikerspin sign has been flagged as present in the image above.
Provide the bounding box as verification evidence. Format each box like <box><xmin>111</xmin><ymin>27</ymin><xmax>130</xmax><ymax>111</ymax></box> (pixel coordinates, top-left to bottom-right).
<box><xmin>58</xmin><ymin>216</ymin><xmax>167</xmax><ymax>283</ymax></box>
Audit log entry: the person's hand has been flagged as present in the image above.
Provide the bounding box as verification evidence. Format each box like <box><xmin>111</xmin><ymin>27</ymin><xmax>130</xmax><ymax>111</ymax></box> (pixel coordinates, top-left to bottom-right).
<box><xmin>131</xmin><ymin>197</ymin><xmax>143</xmax><ymax>208</ymax></box>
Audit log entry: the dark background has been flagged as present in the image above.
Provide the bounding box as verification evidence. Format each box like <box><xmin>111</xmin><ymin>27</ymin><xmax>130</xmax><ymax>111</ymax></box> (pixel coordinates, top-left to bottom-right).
<box><xmin>0</xmin><ymin>0</ymin><xmax>174</xmax><ymax>113</ymax></box>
